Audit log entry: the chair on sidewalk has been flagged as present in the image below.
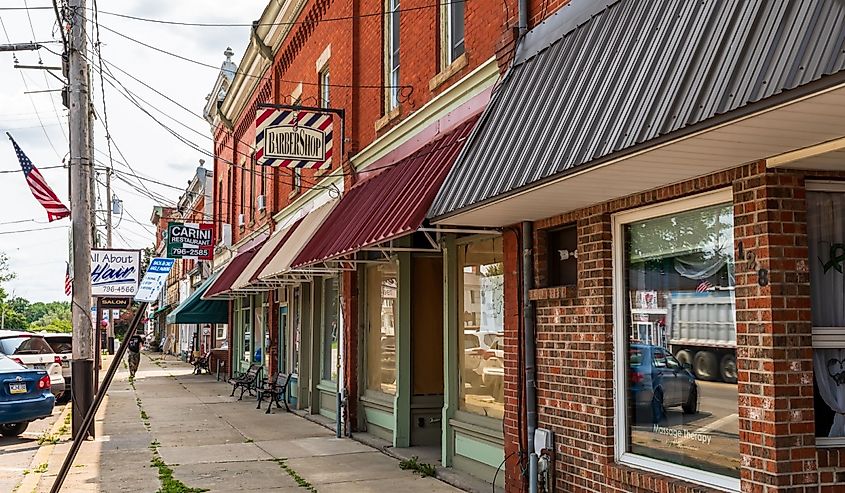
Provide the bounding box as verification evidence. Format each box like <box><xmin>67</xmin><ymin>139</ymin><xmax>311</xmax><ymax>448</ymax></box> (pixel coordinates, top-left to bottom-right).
<box><xmin>192</xmin><ymin>352</ymin><xmax>210</xmax><ymax>375</ymax></box>
<box><xmin>256</xmin><ymin>373</ymin><xmax>292</xmax><ymax>414</ymax></box>
<box><xmin>228</xmin><ymin>364</ymin><xmax>260</xmax><ymax>400</ymax></box>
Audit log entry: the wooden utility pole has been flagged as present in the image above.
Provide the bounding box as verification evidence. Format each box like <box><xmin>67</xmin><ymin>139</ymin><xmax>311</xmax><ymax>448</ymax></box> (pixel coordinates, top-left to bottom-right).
<box><xmin>68</xmin><ymin>0</ymin><xmax>95</xmax><ymax>439</ymax></box>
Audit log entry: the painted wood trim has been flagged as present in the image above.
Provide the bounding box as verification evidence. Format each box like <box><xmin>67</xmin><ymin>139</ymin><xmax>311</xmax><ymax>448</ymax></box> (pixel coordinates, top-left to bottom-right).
<box><xmin>454</xmin><ymin>433</ymin><xmax>505</xmax><ymax>469</ymax></box>
<box><xmin>441</xmin><ymin>235</ymin><xmax>458</xmax><ymax>466</ymax></box>
<box><xmin>393</xmin><ymin>252</ymin><xmax>412</xmax><ymax>448</ymax></box>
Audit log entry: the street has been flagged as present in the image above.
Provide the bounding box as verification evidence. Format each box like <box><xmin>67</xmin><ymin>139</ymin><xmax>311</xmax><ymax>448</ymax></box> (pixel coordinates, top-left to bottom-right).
<box><xmin>5</xmin><ymin>355</ymin><xmax>462</xmax><ymax>493</ymax></box>
<box><xmin>0</xmin><ymin>401</ymin><xmax>69</xmax><ymax>493</ymax></box>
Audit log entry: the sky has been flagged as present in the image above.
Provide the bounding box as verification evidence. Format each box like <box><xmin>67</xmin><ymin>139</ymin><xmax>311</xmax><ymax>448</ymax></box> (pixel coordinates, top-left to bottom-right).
<box><xmin>0</xmin><ymin>0</ymin><xmax>266</xmax><ymax>302</ymax></box>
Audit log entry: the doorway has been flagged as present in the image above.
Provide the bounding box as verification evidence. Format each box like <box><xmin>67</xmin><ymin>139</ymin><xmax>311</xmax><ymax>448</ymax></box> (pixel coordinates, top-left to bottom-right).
<box><xmin>410</xmin><ymin>255</ymin><xmax>444</xmax><ymax>447</ymax></box>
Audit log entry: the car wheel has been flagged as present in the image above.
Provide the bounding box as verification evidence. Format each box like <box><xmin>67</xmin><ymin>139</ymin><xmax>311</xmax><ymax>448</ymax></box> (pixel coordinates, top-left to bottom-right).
<box><xmin>693</xmin><ymin>351</ymin><xmax>718</xmax><ymax>381</ymax></box>
<box><xmin>720</xmin><ymin>354</ymin><xmax>737</xmax><ymax>384</ymax></box>
<box><xmin>675</xmin><ymin>349</ymin><xmax>693</xmax><ymax>368</ymax></box>
<box><xmin>651</xmin><ymin>388</ymin><xmax>666</xmax><ymax>423</ymax></box>
<box><xmin>57</xmin><ymin>391</ymin><xmax>71</xmax><ymax>404</ymax></box>
<box><xmin>0</xmin><ymin>422</ymin><xmax>29</xmax><ymax>437</ymax></box>
<box><xmin>682</xmin><ymin>385</ymin><xmax>699</xmax><ymax>414</ymax></box>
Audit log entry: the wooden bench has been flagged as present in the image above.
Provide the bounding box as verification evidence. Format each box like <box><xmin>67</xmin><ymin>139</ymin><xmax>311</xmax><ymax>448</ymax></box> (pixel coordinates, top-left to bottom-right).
<box><xmin>255</xmin><ymin>373</ymin><xmax>292</xmax><ymax>414</ymax></box>
<box><xmin>228</xmin><ymin>364</ymin><xmax>260</xmax><ymax>400</ymax></box>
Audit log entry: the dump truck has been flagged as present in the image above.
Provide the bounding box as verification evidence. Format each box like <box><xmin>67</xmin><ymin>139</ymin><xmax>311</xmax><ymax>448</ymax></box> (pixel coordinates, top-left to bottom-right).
<box><xmin>666</xmin><ymin>290</ymin><xmax>737</xmax><ymax>383</ymax></box>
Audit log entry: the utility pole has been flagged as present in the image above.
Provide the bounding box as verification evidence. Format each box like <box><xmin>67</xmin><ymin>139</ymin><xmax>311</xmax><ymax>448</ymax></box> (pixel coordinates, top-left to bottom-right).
<box><xmin>68</xmin><ymin>0</ymin><xmax>95</xmax><ymax>440</ymax></box>
<box><xmin>105</xmin><ymin>170</ymin><xmax>114</xmax><ymax>355</ymax></box>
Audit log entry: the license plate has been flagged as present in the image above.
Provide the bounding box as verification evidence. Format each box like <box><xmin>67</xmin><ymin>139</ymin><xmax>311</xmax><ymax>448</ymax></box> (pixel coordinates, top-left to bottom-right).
<box><xmin>32</xmin><ymin>364</ymin><xmax>46</xmax><ymax>370</ymax></box>
<box><xmin>9</xmin><ymin>382</ymin><xmax>26</xmax><ymax>394</ymax></box>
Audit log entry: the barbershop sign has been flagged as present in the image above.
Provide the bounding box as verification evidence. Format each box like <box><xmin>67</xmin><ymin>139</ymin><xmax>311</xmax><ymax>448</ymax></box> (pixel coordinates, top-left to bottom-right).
<box><xmin>167</xmin><ymin>222</ymin><xmax>214</xmax><ymax>260</ymax></box>
<box><xmin>91</xmin><ymin>249</ymin><xmax>141</xmax><ymax>297</ymax></box>
<box><xmin>255</xmin><ymin>108</ymin><xmax>332</xmax><ymax>169</ymax></box>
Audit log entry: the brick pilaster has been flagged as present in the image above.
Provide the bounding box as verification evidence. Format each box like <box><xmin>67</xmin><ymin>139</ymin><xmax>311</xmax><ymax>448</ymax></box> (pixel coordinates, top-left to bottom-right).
<box><xmin>733</xmin><ymin>168</ymin><xmax>817</xmax><ymax>492</ymax></box>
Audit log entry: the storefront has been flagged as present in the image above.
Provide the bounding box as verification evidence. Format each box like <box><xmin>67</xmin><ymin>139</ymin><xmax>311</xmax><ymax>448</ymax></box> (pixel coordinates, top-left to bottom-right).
<box><xmin>166</xmin><ymin>272</ymin><xmax>228</xmax><ymax>361</ymax></box>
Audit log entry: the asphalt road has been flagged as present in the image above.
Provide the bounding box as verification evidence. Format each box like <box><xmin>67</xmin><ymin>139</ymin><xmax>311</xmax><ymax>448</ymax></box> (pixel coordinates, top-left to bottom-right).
<box><xmin>0</xmin><ymin>400</ymin><xmax>67</xmax><ymax>492</ymax></box>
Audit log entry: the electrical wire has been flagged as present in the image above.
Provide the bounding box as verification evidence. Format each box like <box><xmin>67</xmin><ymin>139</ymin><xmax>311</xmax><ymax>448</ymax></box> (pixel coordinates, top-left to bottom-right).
<box><xmin>0</xmin><ymin>224</ymin><xmax>67</xmax><ymax>235</ymax></box>
<box><xmin>91</xmin><ymin>0</ymin><xmax>117</xmax><ymax>208</ymax></box>
<box><xmin>0</xmin><ymin>164</ymin><xmax>65</xmax><ymax>174</ymax></box>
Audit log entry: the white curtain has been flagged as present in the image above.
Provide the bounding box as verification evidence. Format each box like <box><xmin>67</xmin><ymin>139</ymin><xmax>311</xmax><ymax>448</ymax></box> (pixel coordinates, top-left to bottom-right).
<box><xmin>814</xmin><ymin>349</ymin><xmax>845</xmax><ymax>437</ymax></box>
<box><xmin>808</xmin><ymin>191</ymin><xmax>845</xmax><ymax>437</ymax></box>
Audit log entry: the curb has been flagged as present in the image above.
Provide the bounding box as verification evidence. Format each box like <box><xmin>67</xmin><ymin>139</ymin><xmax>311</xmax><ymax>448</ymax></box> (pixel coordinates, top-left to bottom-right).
<box><xmin>14</xmin><ymin>403</ymin><xmax>72</xmax><ymax>493</ymax></box>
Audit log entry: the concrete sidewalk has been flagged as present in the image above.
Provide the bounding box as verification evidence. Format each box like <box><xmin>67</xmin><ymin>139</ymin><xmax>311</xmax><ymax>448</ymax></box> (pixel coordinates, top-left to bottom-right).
<box><xmin>25</xmin><ymin>353</ymin><xmax>461</xmax><ymax>493</ymax></box>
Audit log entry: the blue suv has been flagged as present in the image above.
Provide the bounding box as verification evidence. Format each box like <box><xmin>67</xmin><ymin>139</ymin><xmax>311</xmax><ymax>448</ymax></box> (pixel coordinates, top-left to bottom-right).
<box><xmin>630</xmin><ymin>344</ymin><xmax>698</xmax><ymax>422</ymax></box>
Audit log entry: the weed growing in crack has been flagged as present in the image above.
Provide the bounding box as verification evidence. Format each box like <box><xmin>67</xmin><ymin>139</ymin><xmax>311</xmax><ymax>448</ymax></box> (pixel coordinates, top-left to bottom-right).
<box><xmin>275</xmin><ymin>459</ymin><xmax>317</xmax><ymax>492</ymax></box>
<box><xmin>149</xmin><ymin>446</ymin><xmax>208</xmax><ymax>493</ymax></box>
<box><xmin>399</xmin><ymin>456</ymin><xmax>436</xmax><ymax>478</ymax></box>
<box><xmin>33</xmin><ymin>463</ymin><xmax>48</xmax><ymax>474</ymax></box>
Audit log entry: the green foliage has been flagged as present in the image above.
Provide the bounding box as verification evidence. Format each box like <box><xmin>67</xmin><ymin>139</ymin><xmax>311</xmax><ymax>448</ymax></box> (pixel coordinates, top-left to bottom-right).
<box><xmin>0</xmin><ymin>252</ymin><xmax>15</xmax><ymax>284</ymax></box>
<box><xmin>398</xmin><ymin>456</ymin><xmax>437</xmax><ymax>478</ymax></box>
<box><xmin>275</xmin><ymin>459</ymin><xmax>317</xmax><ymax>492</ymax></box>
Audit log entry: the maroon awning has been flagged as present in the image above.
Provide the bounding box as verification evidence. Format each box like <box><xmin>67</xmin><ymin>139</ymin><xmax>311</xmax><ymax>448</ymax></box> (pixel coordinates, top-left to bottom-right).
<box><xmin>292</xmin><ymin>115</ymin><xmax>478</xmax><ymax>267</ymax></box>
<box><xmin>203</xmin><ymin>240</ymin><xmax>266</xmax><ymax>299</ymax></box>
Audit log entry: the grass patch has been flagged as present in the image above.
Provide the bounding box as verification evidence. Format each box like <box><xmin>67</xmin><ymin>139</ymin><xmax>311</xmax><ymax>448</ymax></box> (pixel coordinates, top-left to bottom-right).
<box><xmin>33</xmin><ymin>463</ymin><xmax>48</xmax><ymax>474</ymax></box>
<box><xmin>243</xmin><ymin>438</ymin><xmax>253</xmax><ymax>443</ymax></box>
<box><xmin>36</xmin><ymin>432</ymin><xmax>60</xmax><ymax>445</ymax></box>
<box><xmin>149</xmin><ymin>441</ymin><xmax>208</xmax><ymax>493</ymax></box>
<box><xmin>399</xmin><ymin>456</ymin><xmax>436</xmax><ymax>478</ymax></box>
<box><xmin>275</xmin><ymin>459</ymin><xmax>317</xmax><ymax>492</ymax></box>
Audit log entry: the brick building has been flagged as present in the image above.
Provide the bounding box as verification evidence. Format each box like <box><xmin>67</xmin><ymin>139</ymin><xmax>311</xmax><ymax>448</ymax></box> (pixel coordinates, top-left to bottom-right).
<box><xmin>430</xmin><ymin>1</ymin><xmax>845</xmax><ymax>492</ymax></box>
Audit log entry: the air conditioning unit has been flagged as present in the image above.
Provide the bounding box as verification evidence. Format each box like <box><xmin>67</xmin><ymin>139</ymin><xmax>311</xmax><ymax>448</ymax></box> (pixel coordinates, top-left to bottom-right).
<box><xmin>238</xmin><ymin>213</ymin><xmax>246</xmax><ymax>226</ymax></box>
<box><xmin>257</xmin><ymin>194</ymin><xmax>266</xmax><ymax>212</ymax></box>
<box><xmin>220</xmin><ymin>223</ymin><xmax>232</xmax><ymax>247</ymax></box>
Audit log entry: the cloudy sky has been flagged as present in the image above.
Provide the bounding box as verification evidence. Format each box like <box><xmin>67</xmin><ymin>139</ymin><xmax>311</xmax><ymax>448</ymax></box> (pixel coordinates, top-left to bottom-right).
<box><xmin>0</xmin><ymin>0</ymin><xmax>265</xmax><ymax>302</ymax></box>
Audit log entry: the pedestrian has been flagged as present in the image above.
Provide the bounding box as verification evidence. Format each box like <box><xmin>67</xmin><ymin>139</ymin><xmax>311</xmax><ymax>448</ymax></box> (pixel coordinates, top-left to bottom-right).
<box><xmin>127</xmin><ymin>332</ymin><xmax>143</xmax><ymax>379</ymax></box>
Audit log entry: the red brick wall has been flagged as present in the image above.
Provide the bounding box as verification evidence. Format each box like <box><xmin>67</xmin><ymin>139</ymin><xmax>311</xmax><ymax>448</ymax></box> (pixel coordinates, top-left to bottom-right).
<box><xmin>502</xmin><ymin>164</ymin><xmax>845</xmax><ymax>493</ymax></box>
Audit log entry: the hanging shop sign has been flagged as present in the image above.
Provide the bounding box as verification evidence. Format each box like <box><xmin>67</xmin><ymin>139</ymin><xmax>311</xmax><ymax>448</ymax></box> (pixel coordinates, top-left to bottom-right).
<box><xmin>167</xmin><ymin>222</ymin><xmax>214</xmax><ymax>260</ymax></box>
<box><xmin>91</xmin><ymin>249</ymin><xmax>141</xmax><ymax>297</ymax></box>
<box><xmin>98</xmin><ymin>296</ymin><xmax>131</xmax><ymax>309</ymax></box>
<box><xmin>135</xmin><ymin>258</ymin><xmax>176</xmax><ymax>302</ymax></box>
<box><xmin>255</xmin><ymin>108</ymin><xmax>332</xmax><ymax>169</ymax></box>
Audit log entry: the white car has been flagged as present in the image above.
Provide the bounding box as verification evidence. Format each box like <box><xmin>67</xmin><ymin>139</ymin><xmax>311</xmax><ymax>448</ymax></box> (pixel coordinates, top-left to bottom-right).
<box><xmin>0</xmin><ymin>330</ymin><xmax>66</xmax><ymax>401</ymax></box>
<box><xmin>39</xmin><ymin>333</ymin><xmax>73</xmax><ymax>402</ymax></box>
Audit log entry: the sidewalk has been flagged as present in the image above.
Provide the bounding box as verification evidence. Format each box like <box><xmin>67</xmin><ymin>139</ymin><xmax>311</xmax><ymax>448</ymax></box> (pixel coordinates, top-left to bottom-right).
<box><xmin>26</xmin><ymin>353</ymin><xmax>462</xmax><ymax>493</ymax></box>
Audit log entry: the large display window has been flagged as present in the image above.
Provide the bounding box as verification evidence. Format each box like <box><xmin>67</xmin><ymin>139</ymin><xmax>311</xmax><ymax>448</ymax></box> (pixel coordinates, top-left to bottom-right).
<box><xmin>457</xmin><ymin>236</ymin><xmax>504</xmax><ymax>420</ymax></box>
<box><xmin>366</xmin><ymin>261</ymin><xmax>398</xmax><ymax>395</ymax></box>
<box><xmin>614</xmin><ymin>191</ymin><xmax>739</xmax><ymax>490</ymax></box>
<box><xmin>322</xmin><ymin>277</ymin><xmax>339</xmax><ymax>383</ymax></box>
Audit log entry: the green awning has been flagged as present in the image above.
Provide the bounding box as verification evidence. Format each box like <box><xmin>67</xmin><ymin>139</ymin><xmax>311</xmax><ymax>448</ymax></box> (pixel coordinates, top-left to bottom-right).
<box><xmin>166</xmin><ymin>272</ymin><xmax>228</xmax><ymax>324</ymax></box>
<box><xmin>150</xmin><ymin>304</ymin><xmax>174</xmax><ymax>317</ymax></box>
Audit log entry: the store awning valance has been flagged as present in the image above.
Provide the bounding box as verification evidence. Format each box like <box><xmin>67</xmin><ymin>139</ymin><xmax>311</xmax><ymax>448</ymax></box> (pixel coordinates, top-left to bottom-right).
<box><xmin>229</xmin><ymin>220</ymin><xmax>304</xmax><ymax>292</ymax></box>
<box><xmin>150</xmin><ymin>304</ymin><xmax>173</xmax><ymax>317</ymax></box>
<box><xmin>291</xmin><ymin>116</ymin><xmax>478</xmax><ymax>267</ymax></box>
<box><xmin>203</xmin><ymin>242</ymin><xmax>266</xmax><ymax>300</ymax></box>
<box><xmin>166</xmin><ymin>272</ymin><xmax>228</xmax><ymax>324</ymax></box>
<box><xmin>255</xmin><ymin>199</ymin><xmax>338</xmax><ymax>281</ymax></box>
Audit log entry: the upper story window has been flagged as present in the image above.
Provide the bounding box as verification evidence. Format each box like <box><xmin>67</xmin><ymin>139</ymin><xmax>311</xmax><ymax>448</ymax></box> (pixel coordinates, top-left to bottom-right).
<box><xmin>444</xmin><ymin>0</ymin><xmax>465</xmax><ymax>65</ymax></box>
<box><xmin>319</xmin><ymin>67</ymin><xmax>330</xmax><ymax>108</ymax></box>
<box><xmin>385</xmin><ymin>0</ymin><xmax>400</xmax><ymax>110</ymax></box>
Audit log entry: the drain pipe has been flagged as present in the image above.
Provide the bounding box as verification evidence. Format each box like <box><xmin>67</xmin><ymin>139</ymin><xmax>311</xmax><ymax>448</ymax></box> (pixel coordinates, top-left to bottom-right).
<box><xmin>518</xmin><ymin>0</ymin><xmax>528</xmax><ymax>36</ymax></box>
<box><xmin>522</xmin><ymin>222</ymin><xmax>538</xmax><ymax>493</ymax></box>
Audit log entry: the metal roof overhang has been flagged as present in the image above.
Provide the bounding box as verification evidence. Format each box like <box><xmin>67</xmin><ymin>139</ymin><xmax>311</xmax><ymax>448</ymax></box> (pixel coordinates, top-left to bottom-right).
<box><xmin>203</xmin><ymin>242</ymin><xmax>266</xmax><ymax>300</ymax></box>
<box><xmin>433</xmin><ymin>78</ymin><xmax>845</xmax><ymax>227</ymax></box>
<box><xmin>254</xmin><ymin>199</ymin><xmax>340</xmax><ymax>284</ymax></box>
<box><xmin>291</xmin><ymin>116</ymin><xmax>479</xmax><ymax>267</ymax></box>
<box><xmin>166</xmin><ymin>272</ymin><xmax>228</xmax><ymax>324</ymax></box>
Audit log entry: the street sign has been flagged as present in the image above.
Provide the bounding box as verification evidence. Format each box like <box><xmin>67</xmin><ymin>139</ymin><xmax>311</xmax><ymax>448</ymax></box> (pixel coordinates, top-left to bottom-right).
<box><xmin>91</xmin><ymin>249</ymin><xmax>141</xmax><ymax>297</ymax></box>
<box><xmin>255</xmin><ymin>108</ymin><xmax>332</xmax><ymax>169</ymax></box>
<box><xmin>134</xmin><ymin>258</ymin><xmax>175</xmax><ymax>302</ymax></box>
<box><xmin>167</xmin><ymin>222</ymin><xmax>214</xmax><ymax>260</ymax></box>
<box><xmin>98</xmin><ymin>297</ymin><xmax>131</xmax><ymax>309</ymax></box>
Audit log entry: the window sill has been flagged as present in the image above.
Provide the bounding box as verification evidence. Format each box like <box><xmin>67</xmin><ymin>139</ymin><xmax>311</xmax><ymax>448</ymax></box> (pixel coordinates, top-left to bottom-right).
<box><xmin>317</xmin><ymin>380</ymin><xmax>337</xmax><ymax>393</ymax></box>
<box><xmin>288</xmin><ymin>188</ymin><xmax>300</xmax><ymax>200</ymax></box>
<box><xmin>429</xmin><ymin>53</ymin><xmax>468</xmax><ymax>92</ymax></box>
<box><xmin>360</xmin><ymin>391</ymin><xmax>395</xmax><ymax>412</ymax></box>
<box><xmin>529</xmin><ymin>285</ymin><xmax>577</xmax><ymax>301</ymax></box>
<box><xmin>374</xmin><ymin>107</ymin><xmax>401</xmax><ymax>133</ymax></box>
<box><xmin>608</xmin><ymin>454</ymin><xmax>739</xmax><ymax>493</ymax></box>
<box><xmin>449</xmin><ymin>410</ymin><xmax>504</xmax><ymax>443</ymax></box>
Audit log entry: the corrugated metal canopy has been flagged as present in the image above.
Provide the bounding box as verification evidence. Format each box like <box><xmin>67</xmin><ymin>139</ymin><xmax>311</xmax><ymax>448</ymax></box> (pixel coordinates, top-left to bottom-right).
<box><xmin>292</xmin><ymin>116</ymin><xmax>479</xmax><ymax>267</ymax></box>
<box><xmin>430</xmin><ymin>0</ymin><xmax>845</xmax><ymax>220</ymax></box>
<box><xmin>203</xmin><ymin>241</ymin><xmax>266</xmax><ymax>299</ymax></box>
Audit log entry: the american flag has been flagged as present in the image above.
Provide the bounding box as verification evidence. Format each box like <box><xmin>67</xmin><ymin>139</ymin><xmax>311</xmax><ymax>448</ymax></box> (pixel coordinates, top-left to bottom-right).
<box><xmin>696</xmin><ymin>280</ymin><xmax>714</xmax><ymax>293</ymax></box>
<box><xmin>64</xmin><ymin>262</ymin><xmax>72</xmax><ymax>297</ymax></box>
<box><xmin>7</xmin><ymin>133</ymin><xmax>70</xmax><ymax>222</ymax></box>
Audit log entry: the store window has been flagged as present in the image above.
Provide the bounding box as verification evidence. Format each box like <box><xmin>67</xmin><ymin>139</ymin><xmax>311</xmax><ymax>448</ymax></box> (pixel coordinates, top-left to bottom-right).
<box><xmin>366</xmin><ymin>261</ymin><xmax>398</xmax><ymax>395</ymax></box>
<box><xmin>292</xmin><ymin>287</ymin><xmax>301</xmax><ymax>375</ymax></box>
<box><xmin>322</xmin><ymin>277</ymin><xmax>339</xmax><ymax>382</ymax></box>
<box><xmin>254</xmin><ymin>293</ymin><xmax>267</xmax><ymax>365</ymax></box>
<box><xmin>237</xmin><ymin>298</ymin><xmax>252</xmax><ymax>369</ymax></box>
<box><xmin>458</xmin><ymin>236</ymin><xmax>504</xmax><ymax>420</ymax></box>
<box><xmin>615</xmin><ymin>193</ymin><xmax>739</xmax><ymax>488</ymax></box>
<box><xmin>808</xmin><ymin>183</ymin><xmax>845</xmax><ymax>445</ymax></box>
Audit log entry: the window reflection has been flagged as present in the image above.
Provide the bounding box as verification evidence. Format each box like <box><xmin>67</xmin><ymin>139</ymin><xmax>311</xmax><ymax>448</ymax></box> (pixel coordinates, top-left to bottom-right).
<box><xmin>624</xmin><ymin>203</ymin><xmax>739</xmax><ymax>478</ymax></box>
<box><xmin>458</xmin><ymin>237</ymin><xmax>504</xmax><ymax>419</ymax></box>
<box><xmin>366</xmin><ymin>261</ymin><xmax>398</xmax><ymax>395</ymax></box>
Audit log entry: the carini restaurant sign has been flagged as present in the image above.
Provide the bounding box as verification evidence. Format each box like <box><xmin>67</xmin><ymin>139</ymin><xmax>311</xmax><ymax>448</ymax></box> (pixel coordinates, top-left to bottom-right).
<box><xmin>255</xmin><ymin>108</ymin><xmax>332</xmax><ymax>169</ymax></box>
<box><xmin>167</xmin><ymin>222</ymin><xmax>214</xmax><ymax>260</ymax></box>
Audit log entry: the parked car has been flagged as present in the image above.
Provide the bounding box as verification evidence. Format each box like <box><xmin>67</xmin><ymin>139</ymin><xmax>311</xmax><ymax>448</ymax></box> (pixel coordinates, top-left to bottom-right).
<box><xmin>463</xmin><ymin>330</ymin><xmax>503</xmax><ymax>395</ymax></box>
<box><xmin>0</xmin><ymin>330</ymin><xmax>65</xmax><ymax>401</ymax></box>
<box><xmin>481</xmin><ymin>338</ymin><xmax>504</xmax><ymax>401</ymax></box>
<box><xmin>39</xmin><ymin>333</ymin><xmax>72</xmax><ymax>402</ymax></box>
<box><xmin>0</xmin><ymin>353</ymin><xmax>56</xmax><ymax>437</ymax></box>
<box><xmin>629</xmin><ymin>344</ymin><xmax>698</xmax><ymax>422</ymax></box>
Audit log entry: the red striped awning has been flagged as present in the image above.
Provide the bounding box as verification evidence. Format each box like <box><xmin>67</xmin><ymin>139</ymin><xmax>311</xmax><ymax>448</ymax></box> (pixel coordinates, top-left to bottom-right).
<box><xmin>291</xmin><ymin>115</ymin><xmax>478</xmax><ymax>267</ymax></box>
<box><xmin>203</xmin><ymin>240</ymin><xmax>266</xmax><ymax>299</ymax></box>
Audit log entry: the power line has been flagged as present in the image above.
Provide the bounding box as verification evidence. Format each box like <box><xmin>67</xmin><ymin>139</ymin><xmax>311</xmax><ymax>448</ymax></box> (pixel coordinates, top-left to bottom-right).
<box><xmin>0</xmin><ymin>224</ymin><xmax>67</xmax><ymax>235</ymax></box>
<box><xmin>0</xmin><ymin>164</ymin><xmax>65</xmax><ymax>174</ymax></box>
<box><xmin>0</xmin><ymin>6</ymin><xmax>53</xmax><ymax>11</ymax></box>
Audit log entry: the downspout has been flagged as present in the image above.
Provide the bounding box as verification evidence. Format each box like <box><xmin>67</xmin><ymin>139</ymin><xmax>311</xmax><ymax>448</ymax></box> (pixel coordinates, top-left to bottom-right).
<box><xmin>518</xmin><ymin>0</ymin><xmax>528</xmax><ymax>36</ymax></box>
<box><xmin>522</xmin><ymin>221</ymin><xmax>538</xmax><ymax>493</ymax></box>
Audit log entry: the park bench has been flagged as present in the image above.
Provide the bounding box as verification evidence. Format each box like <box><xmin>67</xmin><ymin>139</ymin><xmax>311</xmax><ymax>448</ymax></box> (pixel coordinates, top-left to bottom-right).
<box><xmin>228</xmin><ymin>364</ymin><xmax>261</xmax><ymax>400</ymax></box>
<box><xmin>192</xmin><ymin>352</ymin><xmax>210</xmax><ymax>375</ymax></box>
<box><xmin>255</xmin><ymin>372</ymin><xmax>292</xmax><ymax>414</ymax></box>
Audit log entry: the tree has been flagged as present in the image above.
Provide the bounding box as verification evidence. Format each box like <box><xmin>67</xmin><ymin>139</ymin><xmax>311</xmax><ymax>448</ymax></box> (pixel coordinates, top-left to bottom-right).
<box><xmin>29</xmin><ymin>302</ymin><xmax>72</xmax><ymax>333</ymax></box>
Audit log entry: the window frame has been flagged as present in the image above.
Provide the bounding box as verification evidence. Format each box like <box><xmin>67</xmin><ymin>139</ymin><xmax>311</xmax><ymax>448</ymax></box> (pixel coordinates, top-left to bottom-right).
<box><xmin>443</xmin><ymin>0</ymin><xmax>465</xmax><ymax>66</ymax></box>
<box><xmin>319</xmin><ymin>67</ymin><xmax>330</xmax><ymax>108</ymax></box>
<box><xmin>612</xmin><ymin>188</ymin><xmax>739</xmax><ymax>493</ymax></box>
<box><xmin>807</xmin><ymin>180</ymin><xmax>845</xmax><ymax>448</ymax></box>
<box><xmin>384</xmin><ymin>0</ymin><xmax>400</xmax><ymax>111</ymax></box>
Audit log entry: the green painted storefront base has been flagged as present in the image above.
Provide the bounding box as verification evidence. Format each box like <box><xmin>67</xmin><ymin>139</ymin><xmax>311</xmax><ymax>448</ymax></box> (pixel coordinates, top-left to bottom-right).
<box><xmin>317</xmin><ymin>382</ymin><xmax>337</xmax><ymax>420</ymax></box>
